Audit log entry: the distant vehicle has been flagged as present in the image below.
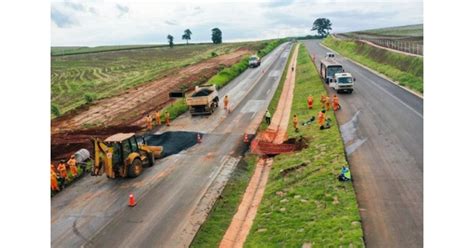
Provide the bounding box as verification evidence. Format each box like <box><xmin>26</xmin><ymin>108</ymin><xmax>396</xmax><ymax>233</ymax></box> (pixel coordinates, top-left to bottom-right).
<box><xmin>248</xmin><ymin>55</ymin><xmax>261</xmax><ymax>68</ymax></box>
<box><xmin>330</xmin><ymin>72</ymin><xmax>356</xmax><ymax>94</ymax></box>
<box><xmin>326</xmin><ymin>52</ymin><xmax>335</xmax><ymax>58</ymax></box>
<box><xmin>186</xmin><ymin>84</ymin><xmax>219</xmax><ymax>115</ymax></box>
<box><xmin>320</xmin><ymin>59</ymin><xmax>344</xmax><ymax>84</ymax></box>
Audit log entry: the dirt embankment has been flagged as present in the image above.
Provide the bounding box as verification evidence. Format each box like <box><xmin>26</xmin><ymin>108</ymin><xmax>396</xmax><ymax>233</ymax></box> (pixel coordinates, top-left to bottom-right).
<box><xmin>51</xmin><ymin>49</ymin><xmax>251</xmax><ymax>162</ymax></box>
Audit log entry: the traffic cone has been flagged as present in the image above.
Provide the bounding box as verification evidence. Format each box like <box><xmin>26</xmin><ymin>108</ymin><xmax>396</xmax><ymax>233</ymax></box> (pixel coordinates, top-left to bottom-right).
<box><xmin>197</xmin><ymin>133</ymin><xmax>202</xmax><ymax>143</ymax></box>
<box><xmin>129</xmin><ymin>194</ymin><xmax>136</xmax><ymax>207</ymax></box>
<box><xmin>243</xmin><ymin>133</ymin><xmax>249</xmax><ymax>143</ymax></box>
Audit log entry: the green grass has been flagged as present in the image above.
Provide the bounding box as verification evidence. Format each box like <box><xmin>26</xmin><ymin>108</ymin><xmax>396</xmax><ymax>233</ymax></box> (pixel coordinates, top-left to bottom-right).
<box><xmin>322</xmin><ymin>36</ymin><xmax>423</xmax><ymax>93</ymax></box>
<box><xmin>190</xmin><ymin>155</ymin><xmax>259</xmax><ymax>247</ymax></box>
<box><xmin>358</xmin><ymin>24</ymin><xmax>423</xmax><ymax>37</ymax></box>
<box><xmin>208</xmin><ymin>39</ymin><xmax>286</xmax><ymax>89</ymax></box>
<box><xmin>51</xmin><ymin>42</ymin><xmax>265</xmax><ymax>117</ymax></box>
<box><xmin>244</xmin><ymin>44</ymin><xmax>363</xmax><ymax>247</ymax></box>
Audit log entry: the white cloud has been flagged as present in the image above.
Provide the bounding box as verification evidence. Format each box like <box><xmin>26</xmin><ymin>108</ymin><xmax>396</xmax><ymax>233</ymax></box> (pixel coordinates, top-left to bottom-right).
<box><xmin>51</xmin><ymin>0</ymin><xmax>423</xmax><ymax>46</ymax></box>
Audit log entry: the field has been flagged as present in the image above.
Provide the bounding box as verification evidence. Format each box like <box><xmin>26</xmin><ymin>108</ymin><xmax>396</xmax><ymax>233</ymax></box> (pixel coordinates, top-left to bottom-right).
<box><xmin>244</xmin><ymin>44</ymin><xmax>363</xmax><ymax>247</ymax></box>
<box><xmin>322</xmin><ymin>36</ymin><xmax>424</xmax><ymax>93</ymax></box>
<box><xmin>51</xmin><ymin>42</ymin><xmax>265</xmax><ymax>116</ymax></box>
<box><xmin>336</xmin><ymin>24</ymin><xmax>423</xmax><ymax>55</ymax></box>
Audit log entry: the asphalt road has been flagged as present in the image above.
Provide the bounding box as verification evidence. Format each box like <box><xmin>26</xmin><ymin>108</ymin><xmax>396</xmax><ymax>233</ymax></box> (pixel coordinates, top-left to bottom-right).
<box><xmin>51</xmin><ymin>42</ymin><xmax>292</xmax><ymax>248</ymax></box>
<box><xmin>302</xmin><ymin>40</ymin><xmax>423</xmax><ymax>247</ymax></box>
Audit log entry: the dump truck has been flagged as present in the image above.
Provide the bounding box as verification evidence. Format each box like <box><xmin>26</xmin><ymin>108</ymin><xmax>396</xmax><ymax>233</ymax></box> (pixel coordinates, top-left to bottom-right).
<box><xmin>91</xmin><ymin>133</ymin><xmax>163</xmax><ymax>179</ymax></box>
<box><xmin>186</xmin><ymin>84</ymin><xmax>219</xmax><ymax>116</ymax></box>
<box><xmin>330</xmin><ymin>72</ymin><xmax>356</xmax><ymax>94</ymax></box>
<box><xmin>248</xmin><ymin>55</ymin><xmax>261</xmax><ymax>68</ymax></box>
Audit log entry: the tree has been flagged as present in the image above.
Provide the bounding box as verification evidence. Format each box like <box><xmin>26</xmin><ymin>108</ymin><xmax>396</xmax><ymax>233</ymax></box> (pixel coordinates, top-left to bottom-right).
<box><xmin>211</xmin><ymin>28</ymin><xmax>222</xmax><ymax>44</ymax></box>
<box><xmin>167</xmin><ymin>34</ymin><xmax>174</xmax><ymax>48</ymax></box>
<box><xmin>182</xmin><ymin>29</ymin><xmax>192</xmax><ymax>44</ymax></box>
<box><xmin>311</xmin><ymin>18</ymin><xmax>332</xmax><ymax>37</ymax></box>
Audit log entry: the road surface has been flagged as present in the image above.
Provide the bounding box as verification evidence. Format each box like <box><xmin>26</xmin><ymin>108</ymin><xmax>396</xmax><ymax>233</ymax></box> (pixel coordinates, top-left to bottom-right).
<box><xmin>302</xmin><ymin>40</ymin><xmax>423</xmax><ymax>247</ymax></box>
<box><xmin>51</xmin><ymin>42</ymin><xmax>293</xmax><ymax>247</ymax></box>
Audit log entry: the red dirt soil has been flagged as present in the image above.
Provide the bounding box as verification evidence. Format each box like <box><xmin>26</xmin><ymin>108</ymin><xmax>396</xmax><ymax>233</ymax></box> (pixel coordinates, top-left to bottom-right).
<box><xmin>51</xmin><ymin>49</ymin><xmax>251</xmax><ymax>163</ymax></box>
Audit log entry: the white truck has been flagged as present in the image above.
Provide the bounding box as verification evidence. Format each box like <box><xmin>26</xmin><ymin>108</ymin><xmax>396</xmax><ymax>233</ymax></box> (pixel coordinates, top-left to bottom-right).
<box><xmin>329</xmin><ymin>72</ymin><xmax>356</xmax><ymax>94</ymax></box>
<box><xmin>248</xmin><ymin>55</ymin><xmax>261</xmax><ymax>68</ymax></box>
<box><xmin>185</xmin><ymin>84</ymin><xmax>219</xmax><ymax>115</ymax></box>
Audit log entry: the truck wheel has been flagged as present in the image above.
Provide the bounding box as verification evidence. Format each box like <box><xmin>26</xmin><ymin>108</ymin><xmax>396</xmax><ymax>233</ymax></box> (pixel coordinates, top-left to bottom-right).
<box><xmin>128</xmin><ymin>158</ymin><xmax>143</xmax><ymax>178</ymax></box>
<box><xmin>348</xmin><ymin>90</ymin><xmax>353</xmax><ymax>94</ymax></box>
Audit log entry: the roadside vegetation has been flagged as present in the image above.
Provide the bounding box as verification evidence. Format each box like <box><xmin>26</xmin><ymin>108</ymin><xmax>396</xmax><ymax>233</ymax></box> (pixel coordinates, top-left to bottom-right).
<box><xmin>356</xmin><ymin>24</ymin><xmax>423</xmax><ymax>37</ymax></box>
<box><xmin>322</xmin><ymin>36</ymin><xmax>423</xmax><ymax>93</ymax></box>
<box><xmin>209</xmin><ymin>39</ymin><xmax>286</xmax><ymax>89</ymax></box>
<box><xmin>190</xmin><ymin>155</ymin><xmax>258</xmax><ymax>247</ymax></box>
<box><xmin>51</xmin><ymin>42</ymin><xmax>263</xmax><ymax>116</ymax></box>
<box><xmin>191</xmin><ymin>42</ymin><xmax>294</xmax><ymax>247</ymax></box>
<box><xmin>245</xmin><ymin>44</ymin><xmax>363</xmax><ymax>247</ymax></box>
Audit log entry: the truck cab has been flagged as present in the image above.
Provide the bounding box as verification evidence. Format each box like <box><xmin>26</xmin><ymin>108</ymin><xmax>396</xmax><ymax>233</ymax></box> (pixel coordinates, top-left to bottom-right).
<box><xmin>248</xmin><ymin>55</ymin><xmax>261</xmax><ymax>68</ymax></box>
<box><xmin>330</xmin><ymin>72</ymin><xmax>356</xmax><ymax>94</ymax></box>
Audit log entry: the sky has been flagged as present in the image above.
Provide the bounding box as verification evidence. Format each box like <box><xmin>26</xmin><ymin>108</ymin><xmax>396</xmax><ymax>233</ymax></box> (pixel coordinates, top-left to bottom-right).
<box><xmin>51</xmin><ymin>0</ymin><xmax>423</xmax><ymax>47</ymax></box>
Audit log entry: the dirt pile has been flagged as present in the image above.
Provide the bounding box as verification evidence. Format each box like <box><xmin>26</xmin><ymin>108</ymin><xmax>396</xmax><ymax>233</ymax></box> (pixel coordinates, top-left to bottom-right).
<box><xmin>51</xmin><ymin>49</ymin><xmax>251</xmax><ymax>163</ymax></box>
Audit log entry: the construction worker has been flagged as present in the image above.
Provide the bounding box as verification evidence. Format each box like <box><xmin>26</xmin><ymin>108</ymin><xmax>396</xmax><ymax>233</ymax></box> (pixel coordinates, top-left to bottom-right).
<box><xmin>293</xmin><ymin>114</ymin><xmax>299</xmax><ymax>132</ymax></box>
<box><xmin>155</xmin><ymin>111</ymin><xmax>161</xmax><ymax>126</ymax></box>
<box><xmin>318</xmin><ymin>110</ymin><xmax>326</xmax><ymax>129</ymax></box>
<box><xmin>57</xmin><ymin>160</ymin><xmax>68</xmax><ymax>184</ymax></box>
<box><xmin>224</xmin><ymin>95</ymin><xmax>229</xmax><ymax>111</ymax></box>
<box><xmin>338</xmin><ymin>166</ymin><xmax>352</xmax><ymax>181</ymax></box>
<box><xmin>51</xmin><ymin>164</ymin><xmax>60</xmax><ymax>192</ymax></box>
<box><xmin>165</xmin><ymin>111</ymin><xmax>171</xmax><ymax>126</ymax></box>
<box><xmin>332</xmin><ymin>95</ymin><xmax>340</xmax><ymax>111</ymax></box>
<box><xmin>325</xmin><ymin>96</ymin><xmax>331</xmax><ymax>112</ymax></box>
<box><xmin>320</xmin><ymin>94</ymin><xmax>326</xmax><ymax>105</ymax></box>
<box><xmin>67</xmin><ymin>154</ymin><xmax>78</xmax><ymax>177</ymax></box>
<box><xmin>265</xmin><ymin>110</ymin><xmax>272</xmax><ymax>124</ymax></box>
<box><xmin>307</xmin><ymin>95</ymin><xmax>314</xmax><ymax>109</ymax></box>
<box><xmin>144</xmin><ymin>114</ymin><xmax>152</xmax><ymax>130</ymax></box>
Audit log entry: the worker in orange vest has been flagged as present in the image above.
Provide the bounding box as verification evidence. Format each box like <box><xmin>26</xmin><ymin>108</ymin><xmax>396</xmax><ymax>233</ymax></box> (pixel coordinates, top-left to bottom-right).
<box><xmin>165</xmin><ymin>111</ymin><xmax>171</xmax><ymax>126</ymax></box>
<box><xmin>318</xmin><ymin>110</ymin><xmax>326</xmax><ymax>129</ymax></box>
<box><xmin>293</xmin><ymin>114</ymin><xmax>299</xmax><ymax>132</ymax></box>
<box><xmin>155</xmin><ymin>111</ymin><xmax>161</xmax><ymax>126</ymax></box>
<box><xmin>57</xmin><ymin>160</ymin><xmax>68</xmax><ymax>182</ymax></box>
<box><xmin>224</xmin><ymin>95</ymin><xmax>229</xmax><ymax>111</ymax></box>
<box><xmin>67</xmin><ymin>154</ymin><xmax>78</xmax><ymax>177</ymax></box>
<box><xmin>51</xmin><ymin>164</ymin><xmax>60</xmax><ymax>192</ymax></box>
<box><xmin>325</xmin><ymin>96</ymin><xmax>331</xmax><ymax>112</ymax></box>
<box><xmin>332</xmin><ymin>95</ymin><xmax>340</xmax><ymax>111</ymax></box>
<box><xmin>307</xmin><ymin>95</ymin><xmax>314</xmax><ymax>109</ymax></box>
<box><xmin>145</xmin><ymin>114</ymin><xmax>152</xmax><ymax>130</ymax></box>
<box><xmin>320</xmin><ymin>94</ymin><xmax>326</xmax><ymax>105</ymax></box>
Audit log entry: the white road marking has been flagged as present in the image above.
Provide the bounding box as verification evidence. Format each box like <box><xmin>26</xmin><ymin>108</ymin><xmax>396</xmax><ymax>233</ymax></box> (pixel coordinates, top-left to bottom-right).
<box><xmin>266</xmin><ymin>88</ymin><xmax>271</xmax><ymax>95</ymax></box>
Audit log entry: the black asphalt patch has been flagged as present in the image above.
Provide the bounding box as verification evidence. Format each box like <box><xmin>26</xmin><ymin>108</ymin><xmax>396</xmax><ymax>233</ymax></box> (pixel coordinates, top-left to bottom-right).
<box><xmin>144</xmin><ymin>131</ymin><xmax>202</xmax><ymax>157</ymax></box>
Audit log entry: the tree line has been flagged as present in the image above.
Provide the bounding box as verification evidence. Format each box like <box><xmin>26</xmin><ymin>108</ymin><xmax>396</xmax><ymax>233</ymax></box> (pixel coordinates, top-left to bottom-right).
<box><xmin>167</xmin><ymin>28</ymin><xmax>222</xmax><ymax>48</ymax></box>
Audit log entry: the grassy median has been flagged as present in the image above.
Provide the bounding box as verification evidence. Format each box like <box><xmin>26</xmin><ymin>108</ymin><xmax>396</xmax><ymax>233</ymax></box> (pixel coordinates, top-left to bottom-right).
<box><xmin>190</xmin><ymin>155</ymin><xmax>258</xmax><ymax>247</ymax></box>
<box><xmin>244</xmin><ymin>44</ymin><xmax>364</xmax><ymax>247</ymax></box>
<box><xmin>322</xmin><ymin>36</ymin><xmax>423</xmax><ymax>93</ymax></box>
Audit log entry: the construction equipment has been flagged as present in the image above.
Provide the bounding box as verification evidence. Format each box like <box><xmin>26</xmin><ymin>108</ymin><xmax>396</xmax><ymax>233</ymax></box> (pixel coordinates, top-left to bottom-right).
<box><xmin>320</xmin><ymin>58</ymin><xmax>344</xmax><ymax>84</ymax></box>
<box><xmin>248</xmin><ymin>55</ymin><xmax>261</xmax><ymax>68</ymax></box>
<box><xmin>186</xmin><ymin>84</ymin><xmax>219</xmax><ymax>116</ymax></box>
<box><xmin>91</xmin><ymin>133</ymin><xmax>163</xmax><ymax>179</ymax></box>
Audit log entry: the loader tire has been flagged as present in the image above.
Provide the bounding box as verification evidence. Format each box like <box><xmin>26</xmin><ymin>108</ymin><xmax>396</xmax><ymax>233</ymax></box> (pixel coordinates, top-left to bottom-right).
<box><xmin>128</xmin><ymin>158</ymin><xmax>143</xmax><ymax>178</ymax></box>
<box><xmin>146</xmin><ymin>153</ymin><xmax>155</xmax><ymax>167</ymax></box>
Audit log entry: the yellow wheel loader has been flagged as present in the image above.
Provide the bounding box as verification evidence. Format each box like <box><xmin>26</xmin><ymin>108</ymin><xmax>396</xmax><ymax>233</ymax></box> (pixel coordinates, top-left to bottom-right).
<box><xmin>91</xmin><ymin>133</ymin><xmax>163</xmax><ymax>179</ymax></box>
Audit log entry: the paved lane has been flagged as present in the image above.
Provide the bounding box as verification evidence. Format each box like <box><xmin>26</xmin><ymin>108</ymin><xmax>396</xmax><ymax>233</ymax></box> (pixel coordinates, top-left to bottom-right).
<box><xmin>302</xmin><ymin>40</ymin><xmax>423</xmax><ymax>248</ymax></box>
<box><xmin>51</xmin><ymin>42</ymin><xmax>293</xmax><ymax>248</ymax></box>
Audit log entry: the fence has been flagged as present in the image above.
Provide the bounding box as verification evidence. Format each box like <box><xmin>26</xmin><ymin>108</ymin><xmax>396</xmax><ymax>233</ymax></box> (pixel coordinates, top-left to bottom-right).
<box><xmin>335</xmin><ymin>33</ymin><xmax>423</xmax><ymax>56</ymax></box>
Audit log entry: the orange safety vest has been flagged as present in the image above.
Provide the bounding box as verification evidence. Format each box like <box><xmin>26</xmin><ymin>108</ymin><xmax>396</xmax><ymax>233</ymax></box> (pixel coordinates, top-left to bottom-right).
<box><xmin>293</xmin><ymin>116</ymin><xmax>298</xmax><ymax>126</ymax></box>
<box><xmin>333</xmin><ymin>96</ymin><xmax>339</xmax><ymax>109</ymax></box>
<box><xmin>57</xmin><ymin>163</ymin><xmax>67</xmax><ymax>178</ymax></box>
<box><xmin>318</xmin><ymin>112</ymin><xmax>325</xmax><ymax>126</ymax></box>
<box><xmin>68</xmin><ymin>158</ymin><xmax>78</xmax><ymax>176</ymax></box>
